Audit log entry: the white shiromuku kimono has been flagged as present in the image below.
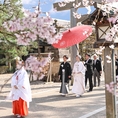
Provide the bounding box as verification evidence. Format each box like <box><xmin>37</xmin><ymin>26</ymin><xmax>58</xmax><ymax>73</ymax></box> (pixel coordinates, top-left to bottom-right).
<box><xmin>7</xmin><ymin>67</ymin><xmax>32</xmax><ymax>107</ymax></box>
<box><xmin>72</xmin><ymin>61</ymin><xmax>86</xmax><ymax>95</ymax></box>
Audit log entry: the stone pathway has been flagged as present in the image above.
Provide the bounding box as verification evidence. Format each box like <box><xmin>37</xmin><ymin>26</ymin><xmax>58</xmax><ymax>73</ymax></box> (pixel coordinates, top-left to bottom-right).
<box><xmin>0</xmin><ymin>73</ymin><xmax>115</xmax><ymax>118</ymax></box>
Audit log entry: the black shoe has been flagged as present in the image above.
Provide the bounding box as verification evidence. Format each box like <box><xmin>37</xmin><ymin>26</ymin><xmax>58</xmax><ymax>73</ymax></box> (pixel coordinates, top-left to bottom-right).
<box><xmin>94</xmin><ymin>85</ymin><xmax>96</xmax><ymax>87</ymax></box>
<box><xmin>87</xmin><ymin>90</ymin><xmax>92</xmax><ymax>92</ymax></box>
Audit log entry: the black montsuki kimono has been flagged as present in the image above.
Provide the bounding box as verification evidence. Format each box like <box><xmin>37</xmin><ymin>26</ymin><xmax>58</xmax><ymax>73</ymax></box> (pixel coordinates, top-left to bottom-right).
<box><xmin>58</xmin><ymin>62</ymin><xmax>72</xmax><ymax>83</ymax></box>
<box><xmin>58</xmin><ymin>62</ymin><xmax>72</xmax><ymax>94</ymax></box>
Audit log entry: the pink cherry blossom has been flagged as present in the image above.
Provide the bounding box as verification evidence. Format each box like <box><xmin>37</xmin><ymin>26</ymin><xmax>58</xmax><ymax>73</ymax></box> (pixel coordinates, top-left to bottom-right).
<box><xmin>105</xmin><ymin>33</ymin><xmax>114</xmax><ymax>41</ymax></box>
<box><xmin>108</xmin><ymin>17</ymin><xmax>117</xmax><ymax>24</ymax></box>
<box><xmin>25</xmin><ymin>54</ymin><xmax>51</xmax><ymax>80</ymax></box>
<box><xmin>3</xmin><ymin>10</ymin><xmax>62</xmax><ymax>45</ymax></box>
<box><xmin>106</xmin><ymin>82</ymin><xmax>116</xmax><ymax>94</ymax></box>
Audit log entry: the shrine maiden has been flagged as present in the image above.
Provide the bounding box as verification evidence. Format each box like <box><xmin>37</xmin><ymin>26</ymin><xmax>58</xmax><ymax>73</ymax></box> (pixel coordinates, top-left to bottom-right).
<box><xmin>7</xmin><ymin>60</ymin><xmax>32</xmax><ymax>118</ymax></box>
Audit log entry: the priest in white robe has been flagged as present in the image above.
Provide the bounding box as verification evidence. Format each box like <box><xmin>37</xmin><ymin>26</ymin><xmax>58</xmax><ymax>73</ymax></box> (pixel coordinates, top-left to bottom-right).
<box><xmin>7</xmin><ymin>60</ymin><xmax>32</xmax><ymax>118</ymax></box>
<box><xmin>72</xmin><ymin>55</ymin><xmax>86</xmax><ymax>97</ymax></box>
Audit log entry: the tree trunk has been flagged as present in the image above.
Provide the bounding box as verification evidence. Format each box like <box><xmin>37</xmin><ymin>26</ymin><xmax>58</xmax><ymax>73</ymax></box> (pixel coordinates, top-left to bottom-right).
<box><xmin>8</xmin><ymin>61</ymin><xmax>12</xmax><ymax>71</ymax></box>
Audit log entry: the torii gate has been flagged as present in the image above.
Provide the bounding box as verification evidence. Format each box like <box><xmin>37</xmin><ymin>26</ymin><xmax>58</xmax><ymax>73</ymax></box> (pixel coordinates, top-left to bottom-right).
<box><xmin>53</xmin><ymin>0</ymin><xmax>101</xmax><ymax>67</ymax></box>
<box><xmin>54</xmin><ymin>1</ymin><xmax>79</xmax><ymax>68</ymax></box>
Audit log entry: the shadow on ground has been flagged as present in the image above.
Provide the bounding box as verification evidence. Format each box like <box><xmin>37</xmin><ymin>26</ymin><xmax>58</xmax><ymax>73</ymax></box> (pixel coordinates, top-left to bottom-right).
<box><xmin>0</xmin><ymin>115</ymin><xmax>16</xmax><ymax>118</ymax></box>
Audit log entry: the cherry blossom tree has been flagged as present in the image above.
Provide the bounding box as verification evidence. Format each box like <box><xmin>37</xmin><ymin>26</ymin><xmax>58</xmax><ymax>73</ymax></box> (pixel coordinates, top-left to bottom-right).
<box><xmin>25</xmin><ymin>54</ymin><xmax>51</xmax><ymax>80</ymax></box>
<box><xmin>3</xmin><ymin>8</ymin><xmax>62</xmax><ymax>45</ymax></box>
<box><xmin>1</xmin><ymin>0</ymin><xmax>63</xmax><ymax>79</ymax></box>
<box><xmin>2</xmin><ymin>0</ymin><xmax>118</xmax><ymax>84</ymax></box>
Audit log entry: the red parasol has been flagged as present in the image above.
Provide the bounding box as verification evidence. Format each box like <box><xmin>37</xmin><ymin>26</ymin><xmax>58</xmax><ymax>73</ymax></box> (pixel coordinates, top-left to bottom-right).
<box><xmin>52</xmin><ymin>25</ymin><xmax>92</xmax><ymax>48</ymax></box>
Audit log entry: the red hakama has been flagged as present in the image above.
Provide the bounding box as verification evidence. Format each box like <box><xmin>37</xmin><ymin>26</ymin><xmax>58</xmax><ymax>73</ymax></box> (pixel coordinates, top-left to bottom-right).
<box><xmin>12</xmin><ymin>98</ymin><xmax>28</xmax><ymax>116</ymax></box>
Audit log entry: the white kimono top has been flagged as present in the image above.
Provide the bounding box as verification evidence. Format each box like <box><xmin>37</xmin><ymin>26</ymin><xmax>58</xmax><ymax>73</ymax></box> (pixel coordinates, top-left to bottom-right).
<box><xmin>7</xmin><ymin>67</ymin><xmax>32</xmax><ymax>105</ymax></box>
<box><xmin>73</xmin><ymin>61</ymin><xmax>85</xmax><ymax>76</ymax></box>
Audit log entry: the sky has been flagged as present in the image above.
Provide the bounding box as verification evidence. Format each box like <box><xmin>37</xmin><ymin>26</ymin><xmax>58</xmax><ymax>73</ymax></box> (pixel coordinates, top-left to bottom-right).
<box><xmin>22</xmin><ymin>0</ymin><xmax>95</xmax><ymax>21</ymax></box>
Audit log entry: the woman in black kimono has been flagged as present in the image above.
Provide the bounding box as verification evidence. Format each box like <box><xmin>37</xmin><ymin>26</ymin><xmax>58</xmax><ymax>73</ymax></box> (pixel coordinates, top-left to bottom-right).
<box><xmin>58</xmin><ymin>55</ymin><xmax>72</xmax><ymax>95</ymax></box>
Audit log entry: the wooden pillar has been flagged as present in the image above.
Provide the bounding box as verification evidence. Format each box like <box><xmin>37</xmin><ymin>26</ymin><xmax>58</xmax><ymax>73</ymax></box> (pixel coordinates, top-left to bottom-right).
<box><xmin>111</xmin><ymin>48</ymin><xmax>117</xmax><ymax>118</ymax></box>
<box><xmin>104</xmin><ymin>46</ymin><xmax>117</xmax><ymax>118</ymax></box>
<box><xmin>70</xmin><ymin>8</ymin><xmax>77</xmax><ymax>68</ymax></box>
<box><xmin>53</xmin><ymin>0</ymin><xmax>80</xmax><ymax>68</ymax></box>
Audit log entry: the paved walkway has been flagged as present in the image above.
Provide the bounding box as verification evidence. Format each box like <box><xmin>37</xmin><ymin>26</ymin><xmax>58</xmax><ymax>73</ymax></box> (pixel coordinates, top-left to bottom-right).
<box><xmin>0</xmin><ymin>73</ymin><xmax>113</xmax><ymax>118</ymax></box>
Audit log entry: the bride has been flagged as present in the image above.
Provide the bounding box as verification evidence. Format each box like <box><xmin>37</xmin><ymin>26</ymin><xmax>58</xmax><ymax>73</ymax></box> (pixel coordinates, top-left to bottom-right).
<box><xmin>72</xmin><ymin>55</ymin><xmax>86</xmax><ymax>97</ymax></box>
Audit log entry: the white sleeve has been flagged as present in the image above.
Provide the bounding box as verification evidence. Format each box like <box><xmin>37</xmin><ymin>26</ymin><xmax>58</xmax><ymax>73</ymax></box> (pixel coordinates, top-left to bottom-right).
<box><xmin>78</xmin><ymin>62</ymin><xmax>85</xmax><ymax>75</ymax></box>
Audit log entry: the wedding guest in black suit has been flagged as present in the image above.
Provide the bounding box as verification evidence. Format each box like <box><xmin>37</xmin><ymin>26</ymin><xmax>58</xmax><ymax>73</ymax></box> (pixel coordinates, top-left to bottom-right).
<box><xmin>93</xmin><ymin>54</ymin><xmax>102</xmax><ymax>87</ymax></box>
<box><xmin>115</xmin><ymin>54</ymin><xmax>118</xmax><ymax>80</ymax></box>
<box><xmin>85</xmin><ymin>53</ymin><xmax>93</xmax><ymax>92</ymax></box>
